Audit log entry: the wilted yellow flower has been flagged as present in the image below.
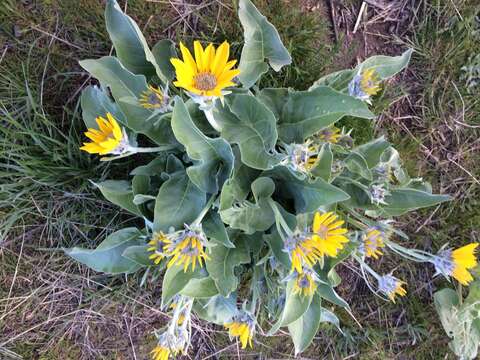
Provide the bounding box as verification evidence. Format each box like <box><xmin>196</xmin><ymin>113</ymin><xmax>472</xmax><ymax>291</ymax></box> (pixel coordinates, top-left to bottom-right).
<box><xmin>312</xmin><ymin>211</ymin><xmax>349</xmax><ymax>257</ymax></box>
<box><xmin>292</xmin><ymin>268</ymin><xmax>318</xmax><ymax>297</ymax></box>
<box><xmin>224</xmin><ymin>313</ymin><xmax>255</xmax><ymax>349</ymax></box>
<box><xmin>80</xmin><ymin>113</ymin><xmax>127</xmax><ymax>155</ymax></box>
<box><xmin>163</xmin><ymin>228</ymin><xmax>210</xmax><ymax>272</ymax></box>
<box><xmin>361</xmin><ymin>228</ymin><xmax>385</xmax><ymax>259</ymax></box>
<box><xmin>378</xmin><ymin>274</ymin><xmax>406</xmax><ymax>302</ymax></box>
<box><xmin>433</xmin><ymin>243</ymin><xmax>479</xmax><ymax>285</ymax></box>
<box><xmin>360</xmin><ymin>68</ymin><xmax>381</xmax><ymax>96</ymax></box>
<box><xmin>317</xmin><ymin>126</ymin><xmax>341</xmax><ymax>144</ymax></box>
<box><xmin>170</xmin><ymin>41</ymin><xmax>240</xmax><ymax>97</ymax></box>
<box><xmin>148</xmin><ymin>232</ymin><xmax>168</xmax><ymax>265</ymax></box>
<box><xmin>140</xmin><ymin>85</ymin><xmax>169</xmax><ymax>111</ymax></box>
<box><xmin>284</xmin><ymin>232</ymin><xmax>323</xmax><ymax>274</ymax></box>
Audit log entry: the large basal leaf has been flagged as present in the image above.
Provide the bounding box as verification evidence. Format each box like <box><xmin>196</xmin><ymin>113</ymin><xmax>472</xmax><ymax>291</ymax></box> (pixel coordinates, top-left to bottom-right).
<box><xmin>161</xmin><ymin>264</ymin><xmax>206</xmax><ymax>307</ymax></box>
<box><xmin>354</xmin><ymin>136</ymin><xmax>391</xmax><ymax>169</ymax></box>
<box><xmin>206</xmin><ymin>231</ymin><xmax>251</xmax><ymax>297</ymax></box>
<box><xmin>80</xmin><ymin>85</ymin><xmax>125</xmax><ymax>129</ymax></box>
<box><xmin>265</xmin><ymin>166</ymin><xmax>350</xmax><ymax>213</ymax></box>
<box><xmin>310</xmin><ymin>48</ymin><xmax>413</xmax><ymax>91</ymax></box>
<box><xmin>382</xmin><ymin>188</ymin><xmax>451</xmax><ymax>216</ymax></box>
<box><xmin>64</xmin><ymin>228</ymin><xmax>143</xmax><ymax>274</ymax></box>
<box><xmin>193</xmin><ymin>294</ymin><xmax>238</xmax><ymax>325</ymax></box>
<box><xmin>288</xmin><ymin>294</ymin><xmax>322</xmax><ymax>355</ymax></box>
<box><xmin>203</xmin><ymin>211</ymin><xmax>235</xmax><ymax>248</ymax></box>
<box><xmin>310</xmin><ymin>143</ymin><xmax>333</xmax><ymax>181</ymax></box>
<box><xmin>153</xmin><ymin>172</ymin><xmax>206</xmax><ymax>232</ymax></box>
<box><xmin>152</xmin><ymin>39</ymin><xmax>177</xmax><ymax>82</ymax></box>
<box><xmin>268</xmin><ymin>278</ymin><xmax>313</xmax><ymax>335</ymax></box>
<box><xmin>93</xmin><ymin>180</ymin><xmax>142</xmax><ymax>216</ymax></box>
<box><xmin>80</xmin><ymin>56</ymin><xmax>176</xmax><ymax>146</ymax></box>
<box><xmin>278</xmin><ymin>86</ymin><xmax>375</xmax><ymax>143</ymax></box>
<box><xmin>214</xmin><ymin>94</ymin><xmax>281</xmax><ymax>170</ymax></box>
<box><xmin>220</xmin><ymin>177</ymin><xmax>276</xmax><ymax>234</ymax></box>
<box><xmin>180</xmin><ymin>277</ymin><xmax>219</xmax><ymax>298</ymax></box>
<box><xmin>105</xmin><ymin>0</ymin><xmax>169</xmax><ymax>82</ymax></box>
<box><xmin>171</xmin><ymin>97</ymin><xmax>234</xmax><ymax>193</ymax></box>
<box><xmin>238</xmin><ymin>0</ymin><xmax>291</xmax><ymax>88</ymax></box>
<box><xmin>122</xmin><ymin>245</ymin><xmax>151</xmax><ymax>266</ymax></box>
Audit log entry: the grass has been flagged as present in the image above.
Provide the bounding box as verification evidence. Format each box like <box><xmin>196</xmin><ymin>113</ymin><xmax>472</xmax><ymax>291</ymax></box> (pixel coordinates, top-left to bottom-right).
<box><xmin>1</xmin><ymin>0</ymin><xmax>479</xmax><ymax>359</ymax></box>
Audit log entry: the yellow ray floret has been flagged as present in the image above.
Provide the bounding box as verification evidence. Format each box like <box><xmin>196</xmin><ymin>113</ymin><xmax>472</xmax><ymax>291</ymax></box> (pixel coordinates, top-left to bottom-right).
<box><xmin>317</xmin><ymin>126</ymin><xmax>341</xmax><ymax>144</ymax></box>
<box><xmin>224</xmin><ymin>321</ymin><xmax>254</xmax><ymax>349</ymax></box>
<box><xmin>151</xmin><ymin>345</ymin><xmax>171</xmax><ymax>360</ymax></box>
<box><xmin>292</xmin><ymin>270</ymin><xmax>318</xmax><ymax>297</ymax></box>
<box><xmin>170</xmin><ymin>40</ymin><xmax>240</xmax><ymax>97</ymax></box>
<box><xmin>284</xmin><ymin>232</ymin><xmax>323</xmax><ymax>274</ymax></box>
<box><xmin>362</xmin><ymin>228</ymin><xmax>385</xmax><ymax>259</ymax></box>
<box><xmin>140</xmin><ymin>85</ymin><xmax>168</xmax><ymax>110</ymax></box>
<box><xmin>148</xmin><ymin>232</ymin><xmax>168</xmax><ymax>265</ymax></box>
<box><xmin>360</xmin><ymin>68</ymin><xmax>381</xmax><ymax>96</ymax></box>
<box><xmin>378</xmin><ymin>274</ymin><xmax>406</xmax><ymax>303</ymax></box>
<box><xmin>80</xmin><ymin>113</ymin><xmax>123</xmax><ymax>155</ymax></box>
<box><xmin>163</xmin><ymin>233</ymin><xmax>210</xmax><ymax>272</ymax></box>
<box><xmin>452</xmin><ymin>243</ymin><xmax>479</xmax><ymax>285</ymax></box>
<box><xmin>312</xmin><ymin>211</ymin><xmax>349</xmax><ymax>257</ymax></box>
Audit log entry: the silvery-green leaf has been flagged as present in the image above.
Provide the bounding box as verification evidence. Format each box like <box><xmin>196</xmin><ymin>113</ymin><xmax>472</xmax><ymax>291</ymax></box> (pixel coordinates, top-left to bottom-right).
<box><xmin>193</xmin><ymin>294</ymin><xmax>238</xmax><ymax>325</ymax></box>
<box><xmin>382</xmin><ymin>188</ymin><xmax>451</xmax><ymax>216</ymax></box>
<box><xmin>310</xmin><ymin>143</ymin><xmax>333</xmax><ymax>181</ymax></box>
<box><xmin>206</xmin><ymin>231</ymin><xmax>251</xmax><ymax>297</ymax></box>
<box><xmin>354</xmin><ymin>136</ymin><xmax>390</xmax><ymax>168</ymax></box>
<box><xmin>152</xmin><ymin>39</ymin><xmax>177</xmax><ymax>82</ymax></box>
<box><xmin>319</xmin><ymin>307</ymin><xmax>343</xmax><ymax>334</ymax></box>
<box><xmin>180</xmin><ymin>277</ymin><xmax>219</xmax><ymax>298</ymax></box>
<box><xmin>80</xmin><ymin>85</ymin><xmax>125</xmax><ymax>129</ymax></box>
<box><xmin>93</xmin><ymin>180</ymin><xmax>142</xmax><ymax>216</ymax></box>
<box><xmin>344</xmin><ymin>152</ymin><xmax>372</xmax><ymax>180</ymax></box>
<box><xmin>64</xmin><ymin>228</ymin><xmax>143</xmax><ymax>274</ymax></box>
<box><xmin>238</xmin><ymin>0</ymin><xmax>291</xmax><ymax>87</ymax></box>
<box><xmin>214</xmin><ymin>94</ymin><xmax>281</xmax><ymax>170</ymax></box>
<box><xmin>171</xmin><ymin>97</ymin><xmax>234</xmax><ymax>193</ymax></box>
<box><xmin>105</xmin><ymin>0</ymin><xmax>169</xmax><ymax>82</ymax></box>
<box><xmin>277</xmin><ymin>86</ymin><xmax>375</xmax><ymax>143</ymax></box>
<box><xmin>288</xmin><ymin>294</ymin><xmax>322</xmax><ymax>355</ymax></box>
<box><xmin>122</xmin><ymin>245</ymin><xmax>151</xmax><ymax>266</ymax></box>
<box><xmin>203</xmin><ymin>211</ymin><xmax>235</xmax><ymax>248</ymax></box>
<box><xmin>153</xmin><ymin>172</ymin><xmax>206</xmax><ymax>232</ymax></box>
<box><xmin>161</xmin><ymin>264</ymin><xmax>206</xmax><ymax>307</ymax></box>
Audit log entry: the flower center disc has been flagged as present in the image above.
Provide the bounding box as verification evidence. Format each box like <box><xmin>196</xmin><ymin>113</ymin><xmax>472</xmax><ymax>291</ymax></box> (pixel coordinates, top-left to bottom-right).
<box><xmin>316</xmin><ymin>225</ymin><xmax>329</xmax><ymax>240</ymax></box>
<box><xmin>194</xmin><ymin>72</ymin><xmax>217</xmax><ymax>91</ymax></box>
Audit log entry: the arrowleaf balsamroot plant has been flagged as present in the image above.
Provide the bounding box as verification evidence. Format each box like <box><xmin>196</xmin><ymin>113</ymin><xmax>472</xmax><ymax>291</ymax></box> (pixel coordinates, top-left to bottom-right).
<box><xmin>63</xmin><ymin>0</ymin><xmax>479</xmax><ymax>357</ymax></box>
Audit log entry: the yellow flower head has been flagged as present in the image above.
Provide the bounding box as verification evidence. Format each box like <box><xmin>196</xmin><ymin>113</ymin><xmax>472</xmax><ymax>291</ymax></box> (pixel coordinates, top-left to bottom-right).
<box><xmin>317</xmin><ymin>126</ymin><xmax>341</xmax><ymax>144</ymax></box>
<box><xmin>361</xmin><ymin>228</ymin><xmax>386</xmax><ymax>259</ymax></box>
<box><xmin>80</xmin><ymin>113</ymin><xmax>128</xmax><ymax>155</ymax></box>
<box><xmin>282</xmin><ymin>141</ymin><xmax>319</xmax><ymax>174</ymax></box>
<box><xmin>151</xmin><ymin>345</ymin><xmax>171</xmax><ymax>360</ymax></box>
<box><xmin>360</xmin><ymin>68</ymin><xmax>381</xmax><ymax>96</ymax></box>
<box><xmin>224</xmin><ymin>312</ymin><xmax>255</xmax><ymax>349</ymax></box>
<box><xmin>312</xmin><ymin>212</ymin><xmax>349</xmax><ymax>258</ymax></box>
<box><xmin>163</xmin><ymin>227</ymin><xmax>210</xmax><ymax>272</ymax></box>
<box><xmin>292</xmin><ymin>268</ymin><xmax>318</xmax><ymax>297</ymax></box>
<box><xmin>148</xmin><ymin>232</ymin><xmax>168</xmax><ymax>265</ymax></box>
<box><xmin>140</xmin><ymin>85</ymin><xmax>170</xmax><ymax>111</ymax></box>
<box><xmin>283</xmin><ymin>231</ymin><xmax>323</xmax><ymax>274</ymax></box>
<box><xmin>433</xmin><ymin>243</ymin><xmax>479</xmax><ymax>285</ymax></box>
<box><xmin>378</xmin><ymin>274</ymin><xmax>406</xmax><ymax>302</ymax></box>
<box><xmin>170</xmin><ymin>40</ymin><xmax>240</xmax><ymax>97</ymax></box>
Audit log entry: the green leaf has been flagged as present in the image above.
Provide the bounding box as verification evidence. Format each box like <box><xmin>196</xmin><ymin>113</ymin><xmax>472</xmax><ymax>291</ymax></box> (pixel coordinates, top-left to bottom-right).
<box><xmin>152</xmin><ymin>39</ymin><xmax>177</xmax><ymax>82</ymax></box>
<box><xmin>288</xmin><ymin>294</ymin><xmax>322</xmax><ymax>355</ymax></box>
<box><xmin>354</xmin><ymin>136</ymin><xmax>390</xmax><ymax>168</ymax></box>
<box><xmin>93</xmin><ymin>180</ymin><xmax>142</xmax><ymax>216</ymax></box>
<box><xmin>153</xmin><ymin>172</ymin><xmax>206</xmax><ymax>232</ymax></box>
<box><xmin>344</xmin><ymin>152</ymin><xmax>372</xmax><ymax>180</ymax></box>
<box><xmin>319</xmin><ymin>307</ymin><xmax>343</xmax><ymax>334</ymax></box>
<box><xmin>220</xmin><ymin>177</ymin><xmax>276</xmax><ymax>234</ymax></box>
<box><xmin>203</xmin><ymin>211</ymin><xmax>235</xmax><ymax>248</ymax></box>
<box><xmin>122</xmin><ymin>245</ymin><xmax>151</xmax><ymax>266</ymax></box>
<box><xmin>310</xmin><ymin>49</ymin><xmax>413</xmax><ymax>91</ymax></box>
<box><xmin>214</xmin><ymin>94</ymin><xmax>281</xmax><ymax>170</ymax></box>
<box><xmin>193</xmin><ymin>294</ymin><xmax>238</xmax><ymax>325</ymax></box>
<box><xmin>80</xmin><ymin>85</ymin><xmax>125</xmax><ymax>129</ymax></box>
<box><xmin>180</xmin><ymin>277</ymin><xmax>219</xmax><ymax>298</ymax></box>
<box><xmin>434</xmin><ymin>288</ymin><xmax>460</xmax><ymax>338</ymax></box>
<box><xmin>278</xmin><ymin>86</ymin><xmax>375</xmax><ymax>143</ymax></box>
<box><xmin>265</xmin><ymin>166</ymin><xmax>350</xmax><ymax>213</ymax></box>
<box><xmin>268</xmin><ymin>278</ymin><xmax>313</xmax><ymax>335</ymax></box>
<box><xmin>316</xmin><ymin>282</ymin><xmax>350</xmax><ymax>309</ymax></box>
<box><xmin>161</xmin><ymin>264</ymin><xmax>206</xmax><ymax>307</ymax></box>
<box><xmin>171</xmin><ymin>97</ymin><xmax>234</xmax><ymax>193</ymax></box>
<box><xmin>238</xmin><ymin>0</ymin><xmax>291</xmax><ymax>87</ymax></box>
<box><xmin>64</xmin><ymin>228</ymin><xmax>143</xmax><ymax>274</ymax></box>
<box><xmin>105</xmin><ymin>0</ymin><xmax>168</xmax><ymax>82</ymax></box>
<box><xmin>382</xmin><ymin>188</ymin><xmax>451</xmax><ymax>216</ymax></box>
<box><xmin>130</xmin><ymin>156</ymin><xmax>166</xmax><ymax>176</ymax></box>
<box><xmin>206</xmin><ymin>232</ymin><xmax>251</xmax><ymax>297</ymax></box>
<box><xmin>310</xmin><ymin>143</ymin><xmax>333</xmax><ymax>181</ymax></box>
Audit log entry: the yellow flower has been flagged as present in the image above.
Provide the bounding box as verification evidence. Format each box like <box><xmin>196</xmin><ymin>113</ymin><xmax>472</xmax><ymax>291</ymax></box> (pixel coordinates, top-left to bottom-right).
<box><xmin>140</xmin><ymin>85</ymin><xmax>169</xmax><ymax>110</ymax></box>
<box><xmin>170</xmin><ymin>41</ymin><xmax>240</xmax><ymax>97</ymax></box>
<box><xmin>312</xmin><ymin>212</ymin><xmax>349</xmax><ymax>257</ymax></box>
<box><xmin>80</xmin><ymin>113</ymin><xmax>127</xmax><ymax>155</ymax></box>
<box><xmin>292</xmin><ymin>269</ymin><xmax>318</xmax><ymax>297</ymax></box>
<box><xmin>378</xmin><ymin>274</ymin><xmax>406</xmax><ymax>302</ymax></box>
<box><xmin>433</xmin><ymin>243</ymin><xmax>479</xmax><ymax>285</ymax></box>
<box><xmin>360</xmin><ymin>68</ymin><xmax>381</xmax><ymax>96</ymax></box>
<box><xmin>284</xmin><ymin>232</ymin><xmax>323</xmax><ymax>274</ymax></box>
<box><xmin>361</xmin><ymin>228</ymin><xmax>385</xmax><ymax>259</ymax></box>
<box><xmin>282</xmin><ymin>142</ymin><xmax>319</xmax><ymax>174</ymax></box>
<box><xmin>148</xmin><ymin>232</ymin><xmax>168</xmax><ymax>265</ymax></box>
<box><xmin>151</xmin><ymin>345</ymin><xmax>171</xmax><ymax>360</ymax></box>
<box><xmin>224</xmin><ymin>314</ymin><xmax>255</xmax><ymax>349</ymax></box>
<box><xmin>317</xmin><ymin>126</ymin><xmax>341</xmax><ymax>144</ymax></box>
<box><xmin>163</xmin><ymin>228</ymin><xmax>210</xmax><ymax>272</ymax></box>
